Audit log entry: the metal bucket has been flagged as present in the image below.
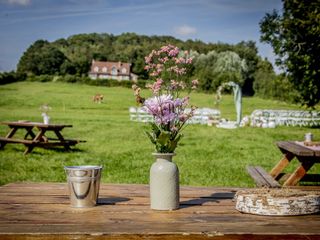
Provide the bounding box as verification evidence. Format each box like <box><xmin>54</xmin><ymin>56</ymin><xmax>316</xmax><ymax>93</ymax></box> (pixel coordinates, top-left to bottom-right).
<box><xmin>64</xmin><ymin>165</ymin><xmax>102</xmax><ymax>208</ymax></box>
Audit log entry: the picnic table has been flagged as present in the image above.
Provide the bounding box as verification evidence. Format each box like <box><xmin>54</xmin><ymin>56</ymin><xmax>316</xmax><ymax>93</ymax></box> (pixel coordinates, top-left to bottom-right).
<box><xmin>0</xmin><ymin>183</ymin><xmax>320</xmax><ymax>239</ymax></box>
<box><xmin>0</xmin><ymin>121</ymin><xmax>85</xmax><ymax>154</ymax></box>
<box><xmin>248</xmin><ymin>141</ymin><xmax>320</xmax><ymax>187</ymax></box>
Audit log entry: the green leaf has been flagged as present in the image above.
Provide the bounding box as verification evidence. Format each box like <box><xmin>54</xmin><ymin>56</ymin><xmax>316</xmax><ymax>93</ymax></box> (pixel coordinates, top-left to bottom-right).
<box><xmin>157</xmin><ymin>131</ymin><xmax>170</xmax><ymax>146</ymax></box>
<box><xmin>168</xmin><ymin>134</ymin><xmax>183</xmax><ymax>152</ymax></box>
<box><xmin>145</xmin><ymin>131</ymin><xmax>156</xmax><ymax>145</ymax></box>
<box><xmin>150</xmin><ymin>122</ymin><xmax>161</xmax><ymax>137</ymax></box>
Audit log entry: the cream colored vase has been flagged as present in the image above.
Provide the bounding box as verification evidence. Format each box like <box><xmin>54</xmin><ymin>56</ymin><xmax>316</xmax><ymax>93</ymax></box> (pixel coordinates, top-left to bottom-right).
<box><xmin>150</xmin><ymin>153</ymin><xmax>179</xmax><ymax>210</ymax></box>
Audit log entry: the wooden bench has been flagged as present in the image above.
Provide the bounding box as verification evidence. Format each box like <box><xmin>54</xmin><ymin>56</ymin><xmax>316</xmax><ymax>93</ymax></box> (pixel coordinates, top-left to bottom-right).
<box><xmin>0</xmin><ymin>137</ymin><xmax>86</xmax><ymax>154</ymax></box>
<box><xmin>0</xmin><ymin>137</ymin><xmax>85</xmax><ymax>147</ymax></box>
<box><xmin>0</xmin><ymin>137</ymin><xmax>34</xmax><ymax>145</ymax></box>
<box><xmin>247</xmin><ymin>165</ymin><xmax>281</xmax><ymax>188</ymax></box>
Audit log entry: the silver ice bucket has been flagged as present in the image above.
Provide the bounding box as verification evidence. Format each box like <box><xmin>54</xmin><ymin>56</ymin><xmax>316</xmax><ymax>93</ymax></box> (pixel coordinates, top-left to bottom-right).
<box><xmin>64</xmin><ymin>165</ymin><xmax>102</xmax><ymax>208</ymax></box>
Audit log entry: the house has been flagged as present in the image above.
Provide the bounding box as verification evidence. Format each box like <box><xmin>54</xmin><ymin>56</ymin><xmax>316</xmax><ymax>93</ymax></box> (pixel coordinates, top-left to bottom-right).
<box><xmin>88</xmin><ymin>60</ymin><xmax>138</xmax><ymax>81</ymax></box>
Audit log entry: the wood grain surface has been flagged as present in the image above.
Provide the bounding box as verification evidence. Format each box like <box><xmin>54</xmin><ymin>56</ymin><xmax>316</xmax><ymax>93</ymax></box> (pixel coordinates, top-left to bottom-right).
<box><xmin>0</xmin><ymin>183</ymin><xmax>320</xmax><ymax>240</ymax></box>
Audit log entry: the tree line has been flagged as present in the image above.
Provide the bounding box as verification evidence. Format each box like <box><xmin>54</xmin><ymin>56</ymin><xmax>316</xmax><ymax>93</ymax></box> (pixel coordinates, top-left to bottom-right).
<box><xmin>1</xmin><ymin>0</ymin><xmax>319</xmax><ymax>107</ymax></box>
<box><xmin>6</xmin><ymin>33</ymin><xmax>282</xmax><ymax>96</ymax></box>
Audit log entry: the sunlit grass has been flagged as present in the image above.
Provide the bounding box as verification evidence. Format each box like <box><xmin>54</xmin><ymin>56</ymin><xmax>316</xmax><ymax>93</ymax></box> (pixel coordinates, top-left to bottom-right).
<box><xmin>0</xmin><ymin>82</ymin><xmax>319</xmax><ymax>186</ymax></box>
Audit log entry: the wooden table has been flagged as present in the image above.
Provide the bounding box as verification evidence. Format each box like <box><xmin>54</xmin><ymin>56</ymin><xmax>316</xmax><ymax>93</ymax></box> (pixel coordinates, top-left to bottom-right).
<box><xmin>270</xmin><ymin>141</ymin><xmax>320</xmax><ymax>186</ymax></box>
<box><xmin>247</xmin><ymin>141</ymin><xmax>320</xmax><ymax>187</ymax></box>
<box><xmin>0</xmin><ymin>121</ymin><xmax>84</xmax><ymax>155</ymax></box>
<box><xmin>0</xmin><ymin>183</ymin><xmax>320</xmax><ymax>239</ymax></box>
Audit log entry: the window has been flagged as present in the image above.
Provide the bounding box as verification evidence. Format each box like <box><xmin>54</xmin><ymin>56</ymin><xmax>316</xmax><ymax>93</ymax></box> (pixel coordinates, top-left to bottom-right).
<box><xmin>102</xmin><ymin>67</ymin><xmax>107</xmax><ymax>73</ymax></box>
<box><xmin>121</xmin><ymin>68</ymin><xmax>127</xmax><ymax>74</ymax></box>
<box><xmin>111</xmin><ymin>66</ymin><xmax>117</xmax><ymax>75</ymax></box>
<box><xmin>94</xmin><ymin>66</ymin><xmax>99</xmax><ymax>72</ymax></box>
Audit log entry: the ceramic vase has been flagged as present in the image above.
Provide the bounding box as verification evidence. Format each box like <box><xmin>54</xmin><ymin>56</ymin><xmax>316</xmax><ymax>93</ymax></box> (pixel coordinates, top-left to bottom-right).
<box><xmin>150</xmin><ymin>153</ymin><xmax>179</xmax><ymax>210</ymax></box>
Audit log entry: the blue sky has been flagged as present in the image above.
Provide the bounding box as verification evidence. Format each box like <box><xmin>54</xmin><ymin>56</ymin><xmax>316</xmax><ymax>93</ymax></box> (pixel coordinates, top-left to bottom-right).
<box><xmin>0</xmin><ymin>0</ymin><xmax>282</xmax><ymax>72</ymax></box>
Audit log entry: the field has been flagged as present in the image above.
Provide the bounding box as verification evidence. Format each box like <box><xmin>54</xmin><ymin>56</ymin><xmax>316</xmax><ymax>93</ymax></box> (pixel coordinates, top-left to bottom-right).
<box><xmin>0</xmin><ymin>82</ymin><xmax>319</xmax><ymax>187</ymax></box>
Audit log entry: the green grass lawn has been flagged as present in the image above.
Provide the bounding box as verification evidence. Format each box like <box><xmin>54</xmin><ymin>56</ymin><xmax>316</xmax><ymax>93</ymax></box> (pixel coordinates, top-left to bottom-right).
<box><xmin>0</xmin><ymin>81</ymin><xmax>319</xmax><ymax>187</ymax></box>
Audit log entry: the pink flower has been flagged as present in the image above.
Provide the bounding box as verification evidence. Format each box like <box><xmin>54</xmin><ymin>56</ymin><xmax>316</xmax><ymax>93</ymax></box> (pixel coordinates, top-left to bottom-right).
<box><xmin>168</xmin><ymin>48</ymin><xmax>179</xmax><ymax>57</ymax></box>
<box><xmin>192</xmin><ymin>79</ymin><xmax>199</xmax><ymax>85</ymax></box>
<box><xmin>182</xmin><ymin>96</ymin><xmax>189</xmax><ymax>106</ymax></box>
<box><xmin>148</xmin><ymin>78</ymin><xmax>163</xmax><ymax>94</ymax></box>
<box><xmin>191</xmin><ymin>79</ymin><xmax>199</xmax><ymax>89</ymax></box>
<box><xmin>170</xmin><ymin>80</ymin><xmax>179</xmax><ymax>90</ymax></box>
<box><xmin>186</xmin><ymin>57</ymin><xmax>193</xmax><ymax>64</ymax></box>
<box><xmin>175</xmin><ymin>57</ymin><xmax>185</xmax><ymax>64</ymax></box>
<box><xmin>150</xmin><ymin>71</ymin><xmax>159</xmax><ymax>76</ymax></box>
<box><xmin>178</xmin><ymin>114</ymin><xmax>188</xmax><ymax>122</ymax></box>
<box><xmin>145</xmin><ymin>56</ymin><xmax>152</xmax><ymax>64</ymax></box>
<box><xmin>179</xmin><ymin>81</ymin><xmax>186</xmax><ymax>89</ymax></box>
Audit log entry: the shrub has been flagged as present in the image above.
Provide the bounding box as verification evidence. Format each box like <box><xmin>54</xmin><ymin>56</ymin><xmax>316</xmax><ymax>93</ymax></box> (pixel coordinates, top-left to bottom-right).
<box><xmin>0</xmin><ymin>71</ymin><xmax>26</xmax><ymax>85</ymax></box>
<box><xmin>254</xmin><ymin>73</ymin><xmax>299</xmax><ymax>103</ymax></box>
<box><xmin>26</xmin><ymin>74</ymin><xmax>53</xmax><ymax>82</ymax></box>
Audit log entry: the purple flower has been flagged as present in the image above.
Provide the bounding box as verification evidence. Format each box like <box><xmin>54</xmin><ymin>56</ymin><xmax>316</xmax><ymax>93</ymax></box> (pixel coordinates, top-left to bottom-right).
<box><xmin>133</xmin><ymin>44</ymin><xmax>198</xmax><ymax>153</ymax></box>
<box><xmin>144</xmin><ymin>95</ymin><xmax>180</xmax><ymax>125</ymax></box>
<box><xmin>174</xmin><ymin>98</ymin><xmax>183</xmax><ymax>107</ymax></box>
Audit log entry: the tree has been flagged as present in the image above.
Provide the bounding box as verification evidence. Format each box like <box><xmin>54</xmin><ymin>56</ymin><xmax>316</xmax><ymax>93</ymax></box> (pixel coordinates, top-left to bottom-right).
<box><xmin>234</xmin><ymin>41</ymin><xmax>259</xmax><ymax>96</ymax></box>
<box><xmin>260</xmin><ymin>0</ymin><xmax>320</xmax><ymax>107</ymax></box>
<box><xmin>18</xmin><ymin>40</ymin><xmax>66</xmax><ymax>75</ymax></box>
<box><xmin>193</xmin><ymin>51</ymin><xmax>218</xmax><ymax>91</ymax></box>
<box><xmin>253</xmin><ymin>58</ymin><xmax>276</xmax><ymax>97</ymax></box>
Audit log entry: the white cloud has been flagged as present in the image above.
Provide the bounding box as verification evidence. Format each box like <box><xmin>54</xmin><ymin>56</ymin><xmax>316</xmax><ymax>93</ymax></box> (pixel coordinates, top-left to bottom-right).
<box><xmin>6</xmin><ymin>0</ymin><xmax>31</xmax><ymax>6</ymax></box>
<box><xmin>175</xmin><ymin>25</ymin><xmax>197</xmax><ymax>36</ymax></box>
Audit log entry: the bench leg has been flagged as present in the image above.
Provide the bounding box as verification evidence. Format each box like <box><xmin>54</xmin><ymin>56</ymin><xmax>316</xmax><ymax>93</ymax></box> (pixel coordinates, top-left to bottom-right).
<box><xmin>283</xmin><ymin>161</ymin><xmax>314</xmax><ymax>186</ymax></box>
<box><xmin>54</xmin><ymin>130</ymin><xmax>71</xmax><ymax>151</ymax></box>
<box><xmin>0</xmin><ymin>142</ymin><xmax>4</xmax><ymax>150</ymax></box>
<box><xmin>270</xmin><ymin>152</ymin><xmax>294</xmax><ymax>179</ymax></box>
<box><xmin>24</xmin><ymin>144</ymin><xmax>35</xmax><ymax>155</ymax></box>
<box><xmin>1</xmin><ymin>128</ymin><xmax>18</xmax><ymax>149</ymax></box>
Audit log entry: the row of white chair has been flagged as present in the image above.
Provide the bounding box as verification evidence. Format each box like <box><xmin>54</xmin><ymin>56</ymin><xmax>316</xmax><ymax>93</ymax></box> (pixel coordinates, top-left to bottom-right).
<box><xmin>186</xmin><ymin>108</ymin><xmax>220</xmax><ymax>125</ymax></box>
<box><xmin>250</xmin><ymin>109</ymin><xmax>320</xmax><ymax>127</ymax></box>
<box><xmin>129</xmin><ymin>107</ymin><xmax>153</xmax><ymax>122</ymax></box>
<box><xmin>129</xmin><ymin>107</ymin><xmax>221</xmax><ymax>125</ymax></box>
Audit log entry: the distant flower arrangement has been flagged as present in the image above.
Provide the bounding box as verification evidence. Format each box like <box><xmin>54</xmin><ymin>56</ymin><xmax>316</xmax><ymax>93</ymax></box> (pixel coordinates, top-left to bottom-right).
<box><xmin>133</xmin><ymin>44</ymin><xmax>198</xmax><ymax>153</ymax></box>
<box><xmin>39</xmin><ymin>104</ymin><xmax>51</xmax><ymax>124</ymax></box>
<box><xmin>39</xmin><ymin>104</ymin><xmax>51</xmax><ymax>114</ymax></box>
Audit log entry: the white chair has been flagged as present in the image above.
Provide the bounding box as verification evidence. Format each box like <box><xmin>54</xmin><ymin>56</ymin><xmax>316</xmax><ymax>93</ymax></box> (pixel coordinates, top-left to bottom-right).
<box><xmin>129</xmin><ymin>107</ymin><xmax>137</xmax><ymax>121</ymax></box>
<box><xmin>137</xmin><ymin>107</ymin><xmax>153</xmax><ymax>123</ymax></box>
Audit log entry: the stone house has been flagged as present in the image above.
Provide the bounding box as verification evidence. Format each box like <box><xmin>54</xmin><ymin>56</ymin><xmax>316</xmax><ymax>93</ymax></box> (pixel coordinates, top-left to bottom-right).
<box><xmin>88</xmin><ymin>60</ymin><xmax>138</xmax><ymax>81</ymax></box>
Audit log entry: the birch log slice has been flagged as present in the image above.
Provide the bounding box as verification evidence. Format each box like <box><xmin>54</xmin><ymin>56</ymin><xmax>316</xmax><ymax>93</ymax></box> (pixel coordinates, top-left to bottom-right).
<box><xmin>235</xmin><ymin>189</ymin><xmax>320</xmax><ymax>216</ymax></box>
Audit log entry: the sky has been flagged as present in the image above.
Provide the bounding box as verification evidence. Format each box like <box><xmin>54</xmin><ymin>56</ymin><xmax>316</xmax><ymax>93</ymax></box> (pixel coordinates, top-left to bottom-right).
<box><xmin>0</xmin><ymin>0</ymin><xmax>283</xmax><ymax>72</ymax></box>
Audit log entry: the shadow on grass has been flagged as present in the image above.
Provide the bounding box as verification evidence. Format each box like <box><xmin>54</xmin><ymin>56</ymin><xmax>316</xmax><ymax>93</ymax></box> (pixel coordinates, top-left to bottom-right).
<box><xmin>45</xmin><ymin>147</ymin><xmax>86</xmax><ymax>153</ymax></box>
<box><xmin>32</xmin><ymin>147</ymin><xmax>87</xmax><ymax>155</ymax></box>
<box><xmin>180</xmin><ymin>192</ymin><xmax>236</xmax><ymax>209</ymax></box>
<box><xmin>1</xmin><ymin>145</ymin><xmax>87</xmax><ymax>155</ymax></box>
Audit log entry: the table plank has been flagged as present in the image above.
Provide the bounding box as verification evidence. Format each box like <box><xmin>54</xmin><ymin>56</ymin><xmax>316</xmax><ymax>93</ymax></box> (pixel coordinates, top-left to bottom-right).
<box><xmin>0</xmin><ymin>121</ymin><xmax>72</xmax><ymax>128</ymax></box>
<box><xmin>0</xmin><ymin>183</ymin><xmax>320</xmax><ymax>239</ymax></box>
<box><xmin>277</xmin><ymin>141</ymin><xmax>316</xmax><ymax>156</ymax></box>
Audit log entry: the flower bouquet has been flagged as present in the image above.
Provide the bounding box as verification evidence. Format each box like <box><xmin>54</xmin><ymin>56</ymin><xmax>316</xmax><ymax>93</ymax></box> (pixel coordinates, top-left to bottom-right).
<box><xmin>132</xmin><ymin>44</ymin><xmax>198</xmax><ymax>210</ymax></box>
<box><xmin>39</xmin><ymin>104</ymin><xmax>51</xmax><ymax>124</ymax></box>
<box><xmin>133</xmin><ymin>44</ymin><xmax>198</xmax><ymax>153</ymax></box>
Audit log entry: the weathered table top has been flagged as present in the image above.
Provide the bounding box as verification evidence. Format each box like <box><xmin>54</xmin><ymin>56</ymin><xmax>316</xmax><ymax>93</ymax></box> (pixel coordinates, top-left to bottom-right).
<box><xmin>0</xmin><ymin>183</ymin><xmax>320</xmax><ymax>240</ymax></box>
<box><xmin>0</xmin><ymin>121</ymin><xmax>73</xmax><ymax>129</ymax></box>
<box><xmin>277</xmin><ymin>141</ymin><xmax>320</xmax><ymax>157</ymax></box>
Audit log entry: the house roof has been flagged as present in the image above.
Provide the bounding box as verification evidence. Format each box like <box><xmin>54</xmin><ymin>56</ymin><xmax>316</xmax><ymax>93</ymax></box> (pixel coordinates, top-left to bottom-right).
<box><xmin>89</xmin><ymin>60</ymin><xmax>132</xmax><ymax>76</ymax></box>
